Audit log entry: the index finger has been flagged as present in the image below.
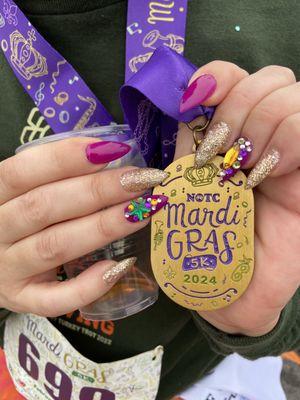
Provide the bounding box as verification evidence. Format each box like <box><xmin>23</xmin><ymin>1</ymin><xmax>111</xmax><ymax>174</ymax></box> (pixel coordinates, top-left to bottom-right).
<box><xmin>0</xmin><ymin>137</ymin><xmax>131</xmax><ymax>205</ymax></box>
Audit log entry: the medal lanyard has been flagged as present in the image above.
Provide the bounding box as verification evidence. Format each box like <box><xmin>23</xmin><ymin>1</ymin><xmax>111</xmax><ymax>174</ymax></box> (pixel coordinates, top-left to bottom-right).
<box><xmin>0</xmin><ymin>0</ymin><xmax>188</xmax><ymax>133</ymax></box>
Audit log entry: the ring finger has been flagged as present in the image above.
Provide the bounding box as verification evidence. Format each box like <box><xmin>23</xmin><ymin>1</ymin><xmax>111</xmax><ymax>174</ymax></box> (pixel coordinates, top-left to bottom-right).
<box><xmin>6</xmin><ymin>194</ymin><xmax>167</xmax><ymax>279</ymax></box>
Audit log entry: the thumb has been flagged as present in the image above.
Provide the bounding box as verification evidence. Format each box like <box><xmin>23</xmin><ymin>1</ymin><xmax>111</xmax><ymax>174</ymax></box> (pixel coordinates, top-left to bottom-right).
<box><xmin>180</xmin><ymin>60</ymin><xmax>248</xmax><ymax>113</ymax></box>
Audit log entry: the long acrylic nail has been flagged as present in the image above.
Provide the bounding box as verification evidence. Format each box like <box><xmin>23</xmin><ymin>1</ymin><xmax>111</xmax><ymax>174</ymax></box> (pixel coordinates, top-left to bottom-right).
<box><xmin>245</xmin><ymin>149</ymin><xmax>280</xmax><ymax>190</ymax></box>
<box><xmin>124</xmin><ymin>195</ymin><xmax>168</xmax><ymax>223</ymax></box>
<box><xmin>195</xmin><ymin>122</ymin><xmax>231</xmax><ymax>168</ymax></box>
<box><xmin>120</xmin><ymin>168</ymin><xmax>170</xmax><ymax>192</ymax></box>
<box><xmin>219</xmin><ymin>138</ymin><xmax>253</xmax><ymax>181</ymax></box>
<box><xmin>103</xmin><ymin>257</ymin><xmax>137</xmax><ymax>284</ymax></box>
<box><xmin>86</xmin><ymin>141</ymin><xmax>131</xmax><ymax>164</ymax></box>
<box><xmin>180</xmin><ymin>74</ymin><xmax>217</xmax><ymax>114</ymax></box>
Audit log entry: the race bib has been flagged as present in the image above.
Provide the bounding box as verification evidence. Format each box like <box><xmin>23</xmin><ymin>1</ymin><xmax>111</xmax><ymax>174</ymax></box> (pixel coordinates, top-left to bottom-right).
<box><xmin>4</xmin><ymin>313</ymin><xmax>164</xmax><ymax>400</ymax></box>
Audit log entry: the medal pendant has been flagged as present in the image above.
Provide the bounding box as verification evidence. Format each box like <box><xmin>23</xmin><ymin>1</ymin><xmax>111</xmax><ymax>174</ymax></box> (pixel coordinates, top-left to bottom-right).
<box><xmin>151</xmin><ymin>154</ymin><xmax>254</xmax><ymax>311</ymax></box>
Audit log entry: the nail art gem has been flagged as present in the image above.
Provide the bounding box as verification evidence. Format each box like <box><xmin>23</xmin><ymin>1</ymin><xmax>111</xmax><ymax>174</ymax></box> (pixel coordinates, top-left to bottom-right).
<box><xmin>103</xmin><ymin>257</ymin><xmax>137</xmax><ymax>284</ymax></box>
<box><xmin>120</xmin><ymin>168</ymin><xmax>170</xmax><ymax>192</ymax></box>
<box><xmin>245</xmin><ymin>149</ymin><xmax>280</xmax><ymax>190</ymax></box>
<box><xmin>124</xmin><ymin>195</ymin><xmax>168</xmax><ymax>223</ymax></box>
<box><xmin>180</xmin><ymin>74</ymin><xmax>217</xmax><ymax>114</ymax></box>
<box><xmin>219</xmin><ymin>138</ymin><xmax>253</xmax><ymax>181</ymax></box>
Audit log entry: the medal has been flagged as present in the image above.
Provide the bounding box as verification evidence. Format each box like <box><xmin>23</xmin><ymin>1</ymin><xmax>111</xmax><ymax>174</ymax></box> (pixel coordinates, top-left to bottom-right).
<box><xmin>151</xmin><ymin>120</ymin><xmax>255</xmax><ymax>311</ymax></box>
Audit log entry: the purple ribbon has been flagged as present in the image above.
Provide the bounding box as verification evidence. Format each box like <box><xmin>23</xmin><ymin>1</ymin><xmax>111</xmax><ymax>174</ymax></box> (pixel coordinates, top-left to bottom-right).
<box><xmin>126</xmin><ymin>0</ymin><xmax>188</xmax><ymax>81</ymax></box>
<box><xmin>0</xmin><ymin>0</ymin><xmax>114</xmax><ymax>132</ymax></box>
<box><xmin>121</xmin><ymin>46</ymin><xmax>215</xmax><ymax>166</ymax></box>
<box><xmin>0</xmin><ymin>0</ymin><xmax>215</xmax><ymax>167</ymax></box>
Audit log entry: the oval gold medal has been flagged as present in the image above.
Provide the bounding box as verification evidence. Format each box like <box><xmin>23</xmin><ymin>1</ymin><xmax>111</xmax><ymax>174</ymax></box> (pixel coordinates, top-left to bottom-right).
<box><xmin>151</xmin><ymin>154</ymin><xmax>254</xmax><ymax>311</ymax></box>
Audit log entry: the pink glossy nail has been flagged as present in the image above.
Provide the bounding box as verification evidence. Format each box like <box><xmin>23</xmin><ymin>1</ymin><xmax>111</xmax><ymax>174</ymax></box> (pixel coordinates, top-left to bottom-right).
<box><xmin>180</xmin><ymin>74</ymin><xmax>217</xmax><ymax>113</ymax></box>
<box><xmin>86</xmin><ymin>141</ymin><xmax>131</xmax><ymax>164</ymax></box>
<box><xmin>124</xmin><ymin>195</ymin><xmax>168</xmax><ymax>223</ymax></box>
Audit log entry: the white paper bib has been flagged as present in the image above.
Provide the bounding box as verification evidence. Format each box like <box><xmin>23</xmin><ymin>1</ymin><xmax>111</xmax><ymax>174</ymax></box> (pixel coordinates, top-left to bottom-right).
<box><xmin>4</xmin><ymin>313</ymin><xmax>163</xmax><ymax>400</ymax></box>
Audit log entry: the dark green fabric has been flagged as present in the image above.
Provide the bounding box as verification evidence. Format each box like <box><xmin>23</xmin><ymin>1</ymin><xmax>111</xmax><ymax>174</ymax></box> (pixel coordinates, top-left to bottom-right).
<box><xmin>0</xmin><ymin>1</ymin><xmax>299</xmax><ymax>399</ymax></box>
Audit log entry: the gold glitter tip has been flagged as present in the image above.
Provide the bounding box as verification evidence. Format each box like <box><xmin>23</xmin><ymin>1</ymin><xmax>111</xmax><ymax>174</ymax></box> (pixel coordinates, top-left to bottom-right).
<box><xmin>120</xmin><ymin>168</ymin><xmax>170</xmax><ymax>192</ymax></box>
<box><xmin>195</xmin><ymin>122</ymin><xmax>231</xmax><ymax>168</ymax></box>
<box><xmin>245</xmin><ymin>149</ymin><xmax>280</xmax><ymax>190</ymax></box>
<box><xmin>103</xmin><ymin>257</ymin><xmax>137</xmax><ymax>285</ymax></box>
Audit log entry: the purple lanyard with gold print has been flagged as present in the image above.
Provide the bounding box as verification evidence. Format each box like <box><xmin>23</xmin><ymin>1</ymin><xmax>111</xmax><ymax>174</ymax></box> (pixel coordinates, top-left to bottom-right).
<box><xmin>0</xmin><ymin>0</ymin><xmax>188</xmax><ymax>131</ymax></box>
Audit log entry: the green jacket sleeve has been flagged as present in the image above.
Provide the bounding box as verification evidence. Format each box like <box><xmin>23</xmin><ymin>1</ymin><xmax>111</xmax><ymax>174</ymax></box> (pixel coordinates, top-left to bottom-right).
<box><xmin>0</xmin><ymin>309</ymin><xmax>11</xmax><ymax>348</ymax></box>
<box><xmin>191</xmin><ymin>289</ymin><xmax>300</xmax><ymax>359</ymax></box>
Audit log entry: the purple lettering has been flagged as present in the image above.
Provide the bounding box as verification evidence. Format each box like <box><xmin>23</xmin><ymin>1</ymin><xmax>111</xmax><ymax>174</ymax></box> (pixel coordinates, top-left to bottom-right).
<box><xmin>44</xmin><ymin>362</ymin><xmax>72</xmax><ymax>400</ymax></box>
<box><xmin>167</xmin><ymin>229</ymin><xmax>182</xmax><ymax>260</ymax></box>
<box><xmin>18</xmin><ymin>333</ymin><xmax>40</xmax><ymax>380</ymax></box>
<box><xmin>79</xmin><ymin>387</ymin><xmax>115</xmax><ymax>400</ymax></box>
<box><xmin>219</xmin><ymin>231</ymin><xmax>236</xmax><ymax>265</ymax></box>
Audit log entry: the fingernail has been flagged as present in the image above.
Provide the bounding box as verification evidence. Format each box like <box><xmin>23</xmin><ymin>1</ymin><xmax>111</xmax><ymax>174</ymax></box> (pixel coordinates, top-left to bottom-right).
<box><xmin>103</xmin><ymin>257</ymin><xmax>137</xmax><ymax>284</ymax></box>
<box><xmin>195</xmin><ymin>122</ymin><xmax>231</xmax><ymax>168</ymax></box>
<box><xmin>86</xmin><ymin>141</ymin><xmax>131</xmax><ymax>164</ymax></box>
<box><xmin>219</xmin><ymin>138</ymin><xmax>253</xmax><ymax>181</ymax></box>
<box><xmin>180</xmin><ymin>74</ymin><xmax>217</xmax><ymax>113</ymax></box>
<box><xmin>245</xmin><ymin>149</ymin><xmax>280</xmax><ymax>190</ymax></box>
<box><xmin>124</xmin><ymin>195</ymin><xmax>168</xmax><ymax>223</ymax></box>
<box><xmin>120</xmin><ymin>168</ymin><xmax>170</xmax><ymax>192</ymax></box>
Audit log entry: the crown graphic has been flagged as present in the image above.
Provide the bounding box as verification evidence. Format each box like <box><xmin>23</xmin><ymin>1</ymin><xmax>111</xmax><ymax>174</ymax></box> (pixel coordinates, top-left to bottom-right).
<box><xmin>184</xmin><ymin>163</ymin><xmax>219</xmax><ymax>187</ymax></box>
<box><xmin>10</xmin><ymin>30</ymin><xmax>48</xmax><ymax>81</ymax></box>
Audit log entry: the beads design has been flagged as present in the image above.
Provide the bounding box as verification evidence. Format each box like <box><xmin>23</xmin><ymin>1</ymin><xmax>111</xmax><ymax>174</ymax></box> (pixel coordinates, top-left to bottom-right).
<box><xmin>124</xmin><ymin>195</ymin><xmax>168</xmax><ymax>223</ymax></box>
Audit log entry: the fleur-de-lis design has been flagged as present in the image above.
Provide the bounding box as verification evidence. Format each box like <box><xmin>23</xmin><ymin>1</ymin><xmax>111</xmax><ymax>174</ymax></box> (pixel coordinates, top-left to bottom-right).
<box><xmin>3</xmin><ymin>0</ymin><xmax>18</xmax><ymax>26</ymax></box>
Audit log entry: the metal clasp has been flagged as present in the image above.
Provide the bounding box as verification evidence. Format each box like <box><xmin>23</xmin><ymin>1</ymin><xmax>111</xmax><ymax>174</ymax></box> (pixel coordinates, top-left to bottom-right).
<box><xmin>186</xmin><ymin>117</ymin><xmax>210</xmax><ymax>152</ymax></box>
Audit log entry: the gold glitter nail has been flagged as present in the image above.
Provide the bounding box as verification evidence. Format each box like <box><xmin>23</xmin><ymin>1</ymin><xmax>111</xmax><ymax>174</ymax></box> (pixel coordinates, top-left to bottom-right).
<box><xmin>103</xmin><ymin>257</ymin><xmax>137</xmax><ymax>284</ymax></box>
<box><xmin>195</xmin><ymin>122</ymin><xmax>231</xmax><ymax>168</ymax></box>
<box><xmin>245</xmin><ymin>149</ymin><xmax>280</xmax><ymax>190</ymax></box>
<box><xmin>120</xmin><ymin>168</ymin><xmax>170</xmax><ymax>192</ymax></box>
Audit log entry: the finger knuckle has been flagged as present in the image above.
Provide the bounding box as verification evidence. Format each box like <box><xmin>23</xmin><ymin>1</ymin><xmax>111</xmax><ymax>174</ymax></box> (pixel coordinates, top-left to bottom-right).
<box><xmin>21</xmin><ymin>189</ymin><xmax>50</xmax><ymax>227</ymax></box>
<box><xmin>252</xmin><ymin>100</ymin><xmax>280</xmax><ymax>124</ymax></box>
<box><xmin>280</xmin><ymin>114</ymin><xmax>300</xmax><ymax>137</ymax></box>
<box><xmin>208</xmin><ymin>60</ymin><xmax>248</xmax><ymax>77</ymax></box>
<box><xmin>262</xmin><ymin>65</ymin><xmax>296</xmax><ymax>81</ymax></box>
<box><xmin>229</xmin><ymin>87</ymin><xmax>254</xmax><ymax>109</ymax></box>
<box><xmin>35</xmin><ymin>229</ymin><xmax>66</xmax><ymax>264</ymax></box>
<box><xmin>96</xmin><ymin>212</ymin><xmax>114</xmax><ymax>239</ymax></box>
<box><xmin>89</xmin><ymin>173</ymin><xmax>106</xmax><ymax>205</ymax></box>
<box><xmin>0</xmin><ymin>158</ymin><xmax>21</xmax><ymax>193</ymax></box>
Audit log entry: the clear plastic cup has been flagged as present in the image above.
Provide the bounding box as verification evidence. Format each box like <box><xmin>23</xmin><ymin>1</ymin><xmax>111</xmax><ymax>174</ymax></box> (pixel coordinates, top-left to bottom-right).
<box><xmin>16</xmin><ymin>125</ymin><xmax>159</xmax><ymax>321</ymax></box>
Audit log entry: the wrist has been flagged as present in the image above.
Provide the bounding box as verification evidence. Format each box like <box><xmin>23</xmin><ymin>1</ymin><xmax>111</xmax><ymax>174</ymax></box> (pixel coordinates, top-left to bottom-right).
<box><xmin>197</xmin><ymin>311</ymin><xmax>281</xmax><ymax>337</ymax></box>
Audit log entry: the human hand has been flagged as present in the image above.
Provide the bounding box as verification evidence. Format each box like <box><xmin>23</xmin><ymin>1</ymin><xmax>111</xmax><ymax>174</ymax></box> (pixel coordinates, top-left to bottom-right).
<box><xmin>175</xmin><ymin>61</ymin><xmax>300</xmax><ymax>336</ymax></box>
<box><xmin>0</xmin><ymin>138</ymin><xmax>168</xmax><ymax>317</ymax></box>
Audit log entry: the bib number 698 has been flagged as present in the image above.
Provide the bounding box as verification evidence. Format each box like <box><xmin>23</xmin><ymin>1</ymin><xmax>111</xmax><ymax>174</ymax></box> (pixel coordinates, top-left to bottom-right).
<box><xmin>18</xmin><ymin>334</ymin><xmax>115</xmax><ymax>400</ymax></box>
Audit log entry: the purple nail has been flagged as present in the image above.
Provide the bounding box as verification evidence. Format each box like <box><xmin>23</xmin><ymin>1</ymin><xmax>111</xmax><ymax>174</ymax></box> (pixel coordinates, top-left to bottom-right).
<box><xmin>86</xmin><ymin>141</ymin><xmax>131</xmax><ymax>164</ymax></box>
<box><xmin>180</xmin><ymin>74</ymin><xmax>217</xmax><ymax>114</ymax></box>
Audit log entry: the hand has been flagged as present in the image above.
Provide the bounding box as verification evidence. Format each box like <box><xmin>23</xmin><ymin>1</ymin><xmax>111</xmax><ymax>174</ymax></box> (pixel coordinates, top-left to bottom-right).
<box><xmin>175</xmin><ymin>61</ymin><xmax>300</xmax><ymax>336</ymax></box>
<box><xmin>0</xmin><ymin>138</ymin><xmax>167</xmax><ymax>317</ymax></box>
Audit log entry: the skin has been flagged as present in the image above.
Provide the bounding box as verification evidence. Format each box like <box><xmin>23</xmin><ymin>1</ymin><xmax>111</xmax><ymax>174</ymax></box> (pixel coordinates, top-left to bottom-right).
<box><xmin>175</xmin><ymin>61</ymin><xmax>300</xmax><ymax>336</ymax></box>
<box><xmin>0</xmin><ymin>61</ymin><xmax>299</xmax><ymax>338</ymax></box>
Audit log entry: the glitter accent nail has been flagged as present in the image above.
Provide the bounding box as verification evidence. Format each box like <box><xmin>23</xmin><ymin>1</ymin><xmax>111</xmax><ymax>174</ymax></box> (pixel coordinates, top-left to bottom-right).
<box><xmin>120</xmin><ymin>168</ymin><xmax>170</xmax><ymax>192</ymax></box>
<box><xmin>103</xmin><ymin>257</ymin><xmax>137</xmax><ymax>284</ymax></box>
<box><xmin>124</xmin><ymin>195</ymin><xmax>168</xmax><ymax>223</ymax></box>
<box><xmin>195</xmin><ymin>122</ymin><xmax>231</xmax><ymax>168</ymax></box>
<box><xmin>245</xmin><ymin>149</ymin><xmax>280</xmax><ymax>190</ymax></box>
<box><xmin>218</xmin><ymin>137</ymin><xmax>253</xmax><ymax>182</ymax></box>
